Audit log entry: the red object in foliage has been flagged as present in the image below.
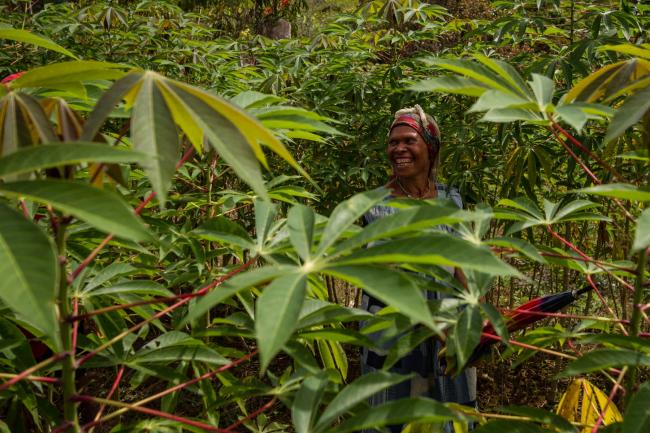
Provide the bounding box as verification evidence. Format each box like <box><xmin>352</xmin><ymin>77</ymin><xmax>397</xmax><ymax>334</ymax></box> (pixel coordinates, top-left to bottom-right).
<box><xmin>280</xmin><ymin>0</ymin><xmax>290</xmax><ymax>8</ymax></box>
<box><xmin>1</xmin><ymin>71</ymin><xmax>25</xmax><ymax>84</ymax></box>
<box><xmin>468</xmin><ymin>286</ymin><xmax>592</xmax><ymax>364</ymax></box>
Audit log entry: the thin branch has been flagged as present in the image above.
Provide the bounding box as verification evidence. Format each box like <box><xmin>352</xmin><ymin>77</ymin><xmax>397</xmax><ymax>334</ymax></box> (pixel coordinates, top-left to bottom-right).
<box><xmin>0</xmin><ymin>351</ymin><xmax>70</xmax><ymax>392</ymax></box>
<box><xmin>224</xmin><ymin>398</ymin><xmax>276</xmax><ymax>432</ymax></box>
<box><xmin>69</xmin><ymin>147</ymin><xmax>196</xmax><ymax>283</ymax></box>
<box><xmin>75</xmin><ymin>256</ymin><xmax>256</xmax><ymax>368</ymax></box>
<box><xmin>81</xmin><ymin>351</ymin><xmax>257</xmax><ymax>429</ymax></box>
<box><xmin>88</xmin><ymin>365</ymin><xmax>125</xmax><ymax>433</ymax></box>
<box><xmin>552</xmin><ymin>122</ymin><xmax>624</xmax><ymax>181</ymax></box>
<box><xmin>0</xmin><ymin>373</ymin><xmax>59</xmax><ymax>384</ymax></box>
<box><xmin>73</xmin><ymin>395</ymin><xmax>230</xmax><ymax>433</ymax></box>
<box><xmin>500</xmin><ymin>308</ymin><xmax>630</xmax><ymax>323</ymax></box>
<box><xmin>481</xmin><ymin>332</ymin><xmax>576</xmax><ymax>360</ymax></box>
<box><xmin>592</xmin><ymin>367</ymin><xmax>627</xmax><ymax>433</ymax></box>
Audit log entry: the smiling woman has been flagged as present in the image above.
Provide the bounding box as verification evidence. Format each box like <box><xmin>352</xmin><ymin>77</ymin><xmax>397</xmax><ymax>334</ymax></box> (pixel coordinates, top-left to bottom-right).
<box><xmin>360</xmin><ymin>105</ymin><xmax>476</xmax><ymax>433</ymax></box>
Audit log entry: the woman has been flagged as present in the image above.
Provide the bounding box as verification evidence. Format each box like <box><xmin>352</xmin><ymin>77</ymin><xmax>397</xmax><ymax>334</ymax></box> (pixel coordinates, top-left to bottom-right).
<box><xmin>361</xmin><ymin>105</ymin><xmax>476</xmax><ymax>433</ymax></box>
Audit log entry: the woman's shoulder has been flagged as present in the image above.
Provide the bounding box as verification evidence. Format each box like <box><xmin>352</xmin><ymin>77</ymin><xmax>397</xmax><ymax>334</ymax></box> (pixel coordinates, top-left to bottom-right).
<box><xmin>435</xmin><ymin>183</ymin><xmax>462</xmax><ymax>209</ymax></box>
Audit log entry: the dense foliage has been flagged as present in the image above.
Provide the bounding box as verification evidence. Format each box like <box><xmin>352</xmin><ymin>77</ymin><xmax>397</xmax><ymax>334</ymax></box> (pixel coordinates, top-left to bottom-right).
<box><xmin>0</xmin><ymin>1</ymin><xmax>648</xmax><ymax>433</ymax></box>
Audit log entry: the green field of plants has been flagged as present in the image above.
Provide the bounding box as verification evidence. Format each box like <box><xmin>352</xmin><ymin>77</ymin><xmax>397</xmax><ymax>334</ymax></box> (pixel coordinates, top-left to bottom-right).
<box><xmin>0</xmin><ymin>1</ymin><xmax>648</xmax><ymax>432</ymax></box>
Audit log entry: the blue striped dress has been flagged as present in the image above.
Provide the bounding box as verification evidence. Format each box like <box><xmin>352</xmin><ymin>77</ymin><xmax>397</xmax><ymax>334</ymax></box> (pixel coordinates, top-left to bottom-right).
<box><xmin>360</xmin><ymin>184</ymin><xmax>477</xmax><ymax>433</ymax></box>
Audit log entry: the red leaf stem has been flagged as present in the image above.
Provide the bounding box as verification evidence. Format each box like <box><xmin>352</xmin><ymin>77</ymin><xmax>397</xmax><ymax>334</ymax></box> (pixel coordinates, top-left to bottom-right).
<box><xmin>0</xmin><ymin>351</ymin><xmax>70</xmax><ymax>392</ymax></box>
<box><xmin>19</xmin><ymin>199</ymin><xmax>30</xmax><ymax>218</ymax></box>
<box><xmin>71</xmin><ymin>297</ymin><xmax>79</xmax><ymax>355</ymax></box>
<box><xmin>551</xmin><ymin>122</ymin><xmax>624</xmax><ymax>181</ymax></box>
<box><xmin>73</xmin><ymin>395</ymin><xmax>231</xmax><ymax>433</ymax></box>
<box><xmin>90</xmin><ymin>365</ymin><xmax>125</xmax><ymax>430</ymax></box>
<box><xmin>224</xmin><ymin>398</ymin><xmax>277</xmax><ymax>432</ymax></box>
<box><xmin>547</xmin><ymin>226</ymin><xmax>635</xmax><ymax>292</ymax></box>
<box><xmin>68</xmin><ymin>291</ymin><xmax>204</xmax><ymax>322</ymax></box>
<box><xmin>550</xmin><ymin>126</ymin><xmax>600</xmax><ymax>184</ymax></box>
<box><xmin>586</xmin><ymin>274</ymin><xmax>629</xmax><ymax>336</ymax></box>
<box><xmin>75</xmin><ymin>256</ymin><xmax>256</xmax><ymax>368</ymax></box>
<box><xmin>539</xmin><ymin>251</ymin><xmax>637</xmax><ymax>274</ymax></box>
<box><xmin>480</xmin><ymin>332</ymin><xmax>576</xmax><ymax>360</ymax></box>
<box><xmin>80</xmin><ymin>351</ymin><xmax>257</xmax><ymax>430</ymax></box>
<box><xmin>69</xmin><ymin>147</ymin><xmax>195</xmax><ymax>283</ymax></box>
<box><xmin>500</xmin><ymin>308</ymin><xmax>629</xmax><ymax>323</ymax></box>
<box><xmin>0</xmin><ymin>373</ymin><xmax>59</xmax><ymax>384</ymax></box>
<box><xmin>591</xmin><ymin>367</ymin><xmax>627</xmax><ymax>433</ymax></box>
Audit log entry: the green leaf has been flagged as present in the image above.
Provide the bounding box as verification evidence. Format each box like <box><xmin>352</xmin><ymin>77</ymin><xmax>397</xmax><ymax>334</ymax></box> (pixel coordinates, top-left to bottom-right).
<box><xmin>0</xmin><ymin>143</ymin><xmax>144</xmax><ymax>178</ymax></box>
<box><xmin>10</xmin><ymin>61</ymin><xmax>126</xmax><ymax>97</ymax></box>
<box><xmin>529</xmin><ymin>74</ymin><xmax>554</xmax><ymax>109</ymax></box>
<box><xmin>633</xmin><ymin>208</ymin><xmax>650</xmax><ymax>251</ymax></box>
<box><xmin>622</xmin><ymin>382</ymin><xmax>650</xmax><ymax>433</ymax></box>
<box><xmin>481</xmin><ymin>303</ymin><xmax>509</xmax><ymax>343</ymax></box>
<box><xmin>410</xmin><ymin>76</ymin><xmax>487</xmax><ymax>96</ymax></box>
<box><xmin>131</xmin><ymin>74</ymin><xmax>179</xmax><ymax>207</ymax></box>
<box><xmin>179</xmin><ymin>265</ymin><xmax>294</xmax><ymax>327</ymax></box>
<box><xmin>84</xmin><ymin>281</ymin><xmax>173</xmax><ymax>298</ymax></box>
<box><xmin>605</xmin><ymin>86</ymin><xmax>650</xmax><ymax>143</ymax></box>
<box><xmin>314</xmin><ymin>371</ymin><xmax>412</xmax><ymax>431</ymax></box>
<box><xmin>323</xmin><ymin>265</ymin><xmax>435</xmax><ymax>331</ymax></box>
<box><xmin>486</xmin><ymin>237</ymin><xmax>546</xmax><ymax>263</ymax></box>
<box><xmin>576</xmin><ymin>184</ymin><xmax>650</xmax><ymax>201</ymax></box>
<box><xmin>332</xmin><ymin>202</ymin><xmax>466</xmax><ymax>255</ymax></box>
<box><xmin>0</xmin><ymin>28</ymin><xmax>77</xmax><ymax>59</ymax></box>
<box><xmin>469</xmin><ymin>90</ymin><xmax>532</xmax><ymax>113</ymax></box>
<box><xmin>560</xmin><ymin>349</ymin><xmax>650</xmax><ymax>376</ymax></box>
<box><xmin>288</xmin><ymin>204</ymin><xmax>315</xmax><ymax>261</ymax></box>
<box><xmin>0</xmin><ymin>180</ymin><xmax>151</xmax><ymax>242</ymax></box>
<box><xmin>316</xmin><ymin>188</ymin><xmax>389</xmax><ymax>256</ymax></box>
<box><xmin>292</xmin><ymin>372</ymin><xmax>329</xmax><ymax>433</ymax></box>
<box><xmin>192</xmin><ymin>217</ymin><xmax>254</xmax><ymax>249</ymax></box>
<box><xmin>450</xmin><ymin>305</ymin><xmax>482</xmax><ymax>370</ymax></box>
<box><xmin>328</xmin><ymin>397</ymin><xmax>456</xmax><ymax>433</ymax></box>
<box><xmin>334</xmin><ymin>234</ymin><xmax>519</xmax><ymax>276</ymax></box>
<box><xmin>255</xmin><ymin>272</ymin><xmax>307</xmax><ymax>371</ymax></box>
<box><xmin>0</xmin><ymin>202</ymin><xmax>59</xmax><ymax>348</ymax></box>
<box><xmin>160</xmin><ymin>78</ymin><xmax>268</xmax><ymax>200</ymax></box>
<box><xmin>501</xmin><ymin>406</ymin><xmax>576</xmax><ymax>433</ymax></box>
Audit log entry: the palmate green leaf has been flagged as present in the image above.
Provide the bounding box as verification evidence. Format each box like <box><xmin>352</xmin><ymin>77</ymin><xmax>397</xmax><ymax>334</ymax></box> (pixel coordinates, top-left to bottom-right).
<box><xmin>409</xmin><ymin>76</ymin><xmax>487</xmax><ymax>96</ymax></box>
<box><xmin>131</xmin><ymin>73</ymin><xmax>179</xmax><ymax>207</ymax></box>
<box><xmin>468</xmin><ymin>90</ymin><xmax>533</xmax><ymax>113</ymax></box>
<box><xmin>314</xmin><ymin>371</ymin><xmax>412</xmax><ymax>432</ymax></box>
<box><xmin>450</xmin><ymin>305</ymin><xmax>482</xmax><ymax>371</ymax></box>
<box><xmin>422</xmin><ymin>57</ymin><xmax>517</xmax><ymax>95</ymax></box>
<box><xmin>623</xmin><ymin>382</ymin><xmax>650</xmax><ymax>433</ymax></box>
<box><xmin>292</xmin><ymin>372</ymin><xmax>329</xmax><ymax>433</ymax></box>
<box><xmin>605</xmin><ymin>86</ymin><xmax>650</xmax><ymax>143</ymax></box>
<box><xmin>0</xmin><ymin>142</ymin><xmax>144</xmax><ymax>178</ymax></box>
<box><xmin>323</xmin><ymin>265</ymin><xmax>435</xmax><ymax>331</ymax></box>
<box><xmin>333</xmin><ymin>203</ymin><xmax>466</xmax><ymax>255</ymax></box>
<box><xmin>485</xmin><ymin>237</ymin><xmax>546</xmax><ymax>263</ymax></box>
<box><xmin>255</xmin><ymin>272</ymin><xmax>307</xmax><ymax>371</ymax></box>
<box><xmin>327</xmin><ymin>397</ymin><xmax>456</xmax><ymax>433</ymax></box>
<box><xmin>0</xmin><ymin>203</ymin><xmax>59</xmax><ymax>349</ymax></box>
<box><xmin>0</xmin><ymin>28</ymin><xmax>77</xmax><ymax>59</ymax></box>
<box><xmin>559</xmin><ymin>349</ymin><xmax>650</xmax><ymax>377</ymax></box>
<box><xmin>481</xmin><ymin>108</ymin><xmax>544</xmax><ymax>123</ymax></box>
<box><xmin>158</xmin><ymin>78</ymin><xmax>268</xmax><ymax>200</ymax></box>
<box><xmin>0</xmin><ymin>180</ymin><xmax>151</xmax><ymax>242</ymax></box>
<box><xmin>297</xmin><ymin>328</ymin><xmax>375</xmax><ymax>346</ymax></box>
<box><xmin>288</xmin><ymin>204</ymin><xmax>315</xmax><ymax>261</ymax></box>
<box><xmin>334</xmin><ymin>234</ymin><xmax>519</xmax><ymax>276</ymax></box>
<box><xmin>10</xmin><ymin>61</ymin><xmax>127</xmax><ymax>98</ymax></box>
<box><xmin>633</xmin><ymin>208</ymin><xmax>650</xmax><ymax>251</ymax></box>
<box><xmin>192</xmin><ymin>217</ymin><xmax>254</xmax><ymax>250</ymax></box>
<box><xmin>179</xmin><ymin>265</ymin><xmax>295</xmax><ymax>327</ymax></box>
<box><xmin>316</xmin><ymin>188</ymin><xmax>389</xmax><ymax>256</ymax></box>
<box><xmin>529</xmin><ymin>74</ymin><xmax>554</xmax><ymax>109</ymax></box>
<box><xmin>576</xmin><ymin>184</ymin><xmax>650</xmax><ymax>201</ymax></box>
<box><xmin>84</xmin><ymin>281</ymin><xmax>173</xmax><ymax>298</ymax></box>
<box><xmin>0</xmin><ymin>92</ymin><xmax>57</xmax><ymax>156</ymax></box>
<box><xmin>297</xmin><ymin>300</ymin><xmax>371</xmax><ymax>329</ymax></box>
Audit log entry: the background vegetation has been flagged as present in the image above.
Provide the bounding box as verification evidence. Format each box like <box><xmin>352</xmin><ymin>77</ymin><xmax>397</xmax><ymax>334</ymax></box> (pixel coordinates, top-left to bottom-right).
<box><xmin>0</xmin><ymin>1</ymin><xmax>648</xmax><ymax>432</ymax></box>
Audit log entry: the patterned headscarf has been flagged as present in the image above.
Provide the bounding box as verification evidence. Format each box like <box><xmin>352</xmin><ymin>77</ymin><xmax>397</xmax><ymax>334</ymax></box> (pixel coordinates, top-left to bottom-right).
<box><xmin>389</xmin><ymin>104</ymin><xmax>441</xmax><ymax>181</ymax></box>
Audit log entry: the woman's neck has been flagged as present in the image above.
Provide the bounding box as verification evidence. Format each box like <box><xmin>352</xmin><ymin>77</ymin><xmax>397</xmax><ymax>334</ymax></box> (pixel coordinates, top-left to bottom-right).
<box><xmin>390</xmin><ymin>175</ymin><xmax>436</xmax><ymax>199</ymax></box>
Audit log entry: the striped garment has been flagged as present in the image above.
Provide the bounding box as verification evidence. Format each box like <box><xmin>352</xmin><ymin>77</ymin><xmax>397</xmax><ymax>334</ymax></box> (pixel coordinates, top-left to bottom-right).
<box><xmin>360</xmin><ymin>185</ymin><xmax>476</xmax><ymax>433</ymax></box>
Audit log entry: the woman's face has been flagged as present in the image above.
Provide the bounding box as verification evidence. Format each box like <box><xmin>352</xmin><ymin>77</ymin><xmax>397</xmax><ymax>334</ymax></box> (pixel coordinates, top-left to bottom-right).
<box><xmin>387</xmin><ymin>125</ymin><xmax>431</xmax><ymax>179</ymax></box>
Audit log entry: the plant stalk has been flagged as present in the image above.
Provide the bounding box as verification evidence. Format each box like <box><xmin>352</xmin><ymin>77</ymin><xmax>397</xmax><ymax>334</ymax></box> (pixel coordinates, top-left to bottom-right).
<box><xmin>626</xmin><ymin>248</ymin><xmax>647</xmax><ymax>398</ymax></box>
<box><xmin>56</xmin><ymin>221</ymin><xmax>80</xmax><ymax>431</ymax></box>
